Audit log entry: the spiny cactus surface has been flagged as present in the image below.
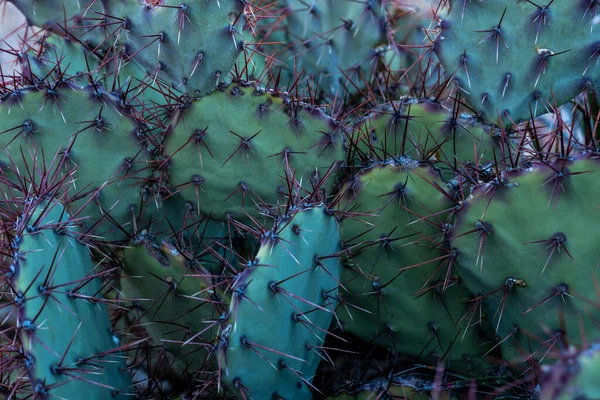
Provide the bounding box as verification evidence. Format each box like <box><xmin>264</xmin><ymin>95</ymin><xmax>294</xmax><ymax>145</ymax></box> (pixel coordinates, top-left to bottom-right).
<box><xmin>219</xmin><ymin>205</ymin><xmax>342</xmax><ymax>399</ymax></box>
<box><xmin>335</xmin><ymin>163</ymin><xmax>495</xmax><ymax>374</ymax></box>
<box><xmin>0</xmin><ymin>84</ymin><xmax>151</xmax><ymax>241</ymax></box>
<box><xmin>8</xmin><ymin>198</ymin><xmax>132</xmax><ymax>399</ymax></box>
<box><xmin>2</xmin><ymin>0</ymin><xmax>600</xmax><ymax>398</ymax></box>
<box><xmin>452</xmin><ymin>156</ymin><xmax>600</xmax><ymax>362</ymax></box>
<box><xmin>435</xmin><ymin>0</ymin><xmax>600</xmax><ymax>125</ymax></box>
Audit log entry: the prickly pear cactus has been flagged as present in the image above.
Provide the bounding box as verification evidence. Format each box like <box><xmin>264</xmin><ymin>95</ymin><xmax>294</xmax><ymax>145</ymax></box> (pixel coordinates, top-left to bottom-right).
<box><xmin>105</xmin><ymin>0</ymin><xmax>245</xmax><ymax>97</ymax></box>
<box><xmin>352</xmin><ymin>99</ymin><xmax>500</xmax><ymax>180</ymax></box>
<box><xmin>18</xmin><ymin>31</ymin><xmax>153</xmax><ymax>94</ymax></box>
<box><xmin>281</xmin><ymin>0</ymin><xmax>394</xmax><ymax>98</ymax></box>
<box><xmin>218</xmin><ymin>205</ymin><xmax>342</xmax><ymax>399</ymax></box>
<box><xmin>19</xmin><ymin>33</ymin><xmax>101</xmax><ymax>86</ymax></box>
<box><xmin>8</xmin><ymin>198</ymin><xmax>132</xmax><ymax>399</ymax></box>
<box><xmin>8</xmin><ymin>0</ymin><xmax>245</xmax><ymax>97</ymax></box>
<box><xmin>4</xmin><ymin>0</ymin><xmax>600</xmax><ymax>397</ymax></box>
<box><xmin>162</xmin><ymin>83</ymin><xmax>346</xmax><ymax>221</ymax></box>
<box><xmin>0</xmin><ymin>84</ymin><xmax>152</xmax><ymax>241</ymax></box>
<box><xmin>8</xmin><ymin>0</ymin><xmax>105</xmax><ymax>38</ymax></box>
<box><xmin>119</xmin><ymin>230</ymin><xmax>228</xmax><ymax>373</ymax></box>
<box><xmin>452</xmin><ymin>156</ymin><xmax>600</xmax><ymax>363</ymax></box>
<box><xmin>335</xmin><ymin>163</ymin><xmax>496</xmax><ymax>374</ymax></box>
<box><xmin>435</xmin><ymin>1</ymin><xmax>600</xmax><ymax>125</ymax></box>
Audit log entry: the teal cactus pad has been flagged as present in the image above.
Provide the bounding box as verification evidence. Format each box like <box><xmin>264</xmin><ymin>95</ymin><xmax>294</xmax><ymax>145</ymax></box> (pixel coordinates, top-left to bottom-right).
<box><xmin>105</xmin><ymin>0</ymin><xmax>245</xmax><ymax>97</ymax></box>
<box><xmin>282</xmin><ymin>0</ymin><xmax>395</xmax><ymax>98</ymax></box>
<box><xmin>219</xmin><ymin>205</ymin><xmax>342</xmax><ymax>399</ymax></box>
<box><xmin>434</xmin><ymin>1</ymin><xmax>600</xmax><ymax>126</ymax></box>
<box><xmin>20</xmin><ymin>33</ymin><xmax>101</xmax><ymax>86</ymax></box>
<box><xmin>11</xmin><ymin>199</ymin><xmax>132</xmax><ymax>398</ymax></box>
<box><xmin>8</xmin><ymin>0</ymin><xmax>104</xmax><ymax>34</ymax></box>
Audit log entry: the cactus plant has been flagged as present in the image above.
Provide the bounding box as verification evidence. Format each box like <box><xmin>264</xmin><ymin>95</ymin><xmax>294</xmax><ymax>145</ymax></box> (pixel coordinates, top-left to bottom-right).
<box><xmin>334</xmin><ymin>162</ymin><xmax>496</xmax><ymax>374</ymax></box>
<box><xmin>119</xmin><ymin>230</ymin><xmax>229</xmax><ymax>374</ymax></box>
<box><xmin>0</xmin><ymin>84</ymin><xmax>153</xmax><ymax>242</ymax></box>
<box><xmin>434</xmin><ymin>0</ymin><xmax>600</xmax><ymax>126</ymax></box>
<box><xmin>351</xmin><ymin>99</ymin><xmax>502</xmax><ymax>181</ymax></box>
<box><xmin>3</xmin><ymin>0</ymin><xmax>600</xmax><ymax>398</ymax></box>
<box><xmin>281</xmin><ymin>0</ymin><xmax>395</xmax><ymax>98</ymax></box>
<box><xmin>4</xmin><ymin>197</ymin><xmax>132</xmax><ymax>398</ymax></box>
<box><xmin>104</xmin><ymin>1</ymin><xmax>245</xmax><ymax>97</ymax></box>
<box><xmin>218</xmin><ymin>204</ymin><xmax>342</xmax><ymax>399</ymax></box>
<box><xmin>451</xmin><ymin>156</ymin><xmax>600</xmax><ymax>364</ymax></box>
<box><xmin>8</xmin><ymin>0</ymin><xmax>246</xmax><ymax>97</ymax></box>
<box><xmin>161</xmin><ymin>83</ymin><xmax>347</xmax><ymax>221</ymax></box>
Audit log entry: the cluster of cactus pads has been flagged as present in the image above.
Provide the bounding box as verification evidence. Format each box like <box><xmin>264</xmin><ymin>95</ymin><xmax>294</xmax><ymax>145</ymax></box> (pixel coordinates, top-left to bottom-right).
<box><xmin>1</xmin><ymin>0</ymin><xmax>600</xmax><ymax>399</ymax></box>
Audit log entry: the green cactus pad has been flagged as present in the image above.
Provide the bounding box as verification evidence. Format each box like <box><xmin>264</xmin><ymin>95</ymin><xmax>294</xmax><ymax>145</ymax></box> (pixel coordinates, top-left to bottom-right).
<box><xmin>20</xmin><ymin>33</ymin><xmax>101</xmax><ymax>86</ymax></box>
<box><xmin>352</xmin><ymin>99</ymin><xmax>500</xmax><ymax>181</ymax></box>
<box><xmin>452</xmin><ymin>157</ymin><xmax>600</xmax><ymax>363</ymax></box>
<box><xmin>163</xmin><ymin>83</ymin><xmax>346</xmax><ymax>221</ymax></box>
<box><xmin>11</xmin><ymin>199</ymin><xmax>132</xmax><ymax>398</ymax></box>
<box><xmin>17</xmin><ymin>32</ymin><xmax>157</xmax><ymax>104</ymax></box>
<box><xmin>219</xmin><ymin>205</ymin><xmax>342</xmax><ymax>399</ymax></box>
<box><xmin>0</xmin><ymin>85</ymin><xmax>152</xmax><ymax>241</ymax></box>
<box><xmin>105</xmin><ymin>0</ymin><xmax>244</xmax><ymax>97</ymax></box>
<box><xmin>119</xmin><ymin>231</ymin><xmax>227</xmax><ymax>373</ymax></box>
<box><xmin>281</xmin><ymin>0</ymin><xmax>398</xmax><ymax>98</ymax></box>
<box><xmin>335</xmin><ymin>163</ymin><xmax>495</xmax><ymax>374</ymax></box>
<box><xmin>8</xmin><ymin>0</ymin><xmax>104</xmax><ymax>35</ymax></box>
<box><xmin>434</xmin><ymin>1</ymin><xmax>600</xmax><ymax>126</ymax></box>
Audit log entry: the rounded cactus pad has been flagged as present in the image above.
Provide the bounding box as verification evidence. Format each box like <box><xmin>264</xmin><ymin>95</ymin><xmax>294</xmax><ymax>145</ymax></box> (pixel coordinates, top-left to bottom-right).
<box><xmin>351</xmin><ymin>99</ymin><xmax>500</xmax><ymax>181</ymax></box>
<box><xmin>282</xmin><ymin>0</ymin><xmax>396</xmax><ymax>98</ymax></box>
<box><xmin>105</xmin><ymin>0</ymin><xmax>245</xmax><ymax>97</ymax></box>
<box><xmin>434</xmin><ymin>1</ymin><xmax>600</xmax><ymax>126</ymax></box>
<box><xmin>119</xmin><ymin>231</ymin><xmax>228</xmax><ymax>374</ymax></box>
<box><xmin>163</xmin><ymin>83</ymin><xmax>347</xmax><ymax>221</ymax></box>
<box><xmin>452</xmin><ymin>156</ymin><xmax>600</xmax><ymax>363</ymax></box>
<box><xmin>7</xmin><ymin>0</ymin><xmax>105</xmax><ymax>33</ymax></box>
<box><xmin>19</xmin><ymin>33</ymin><xmax>101</xmax><ymax>87</ymax></box>
<box><xmin>7</xmin><ymin>199</ymin><xmax>132</xmax><ymax>399</ymax></box>
<box><xmin>0</xmin><ymin>84</ymin><xmax>152</xmax><ymax>241</ymax></box>
<box><xmin>218</xmin><ymin>205</ymin><xmax>342</xmax><ymax>399</ymax></box>
<box><xmin>335</xmin><ymin>163</ymin><xmax>495</xmax><ymax>374</ymax></box>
